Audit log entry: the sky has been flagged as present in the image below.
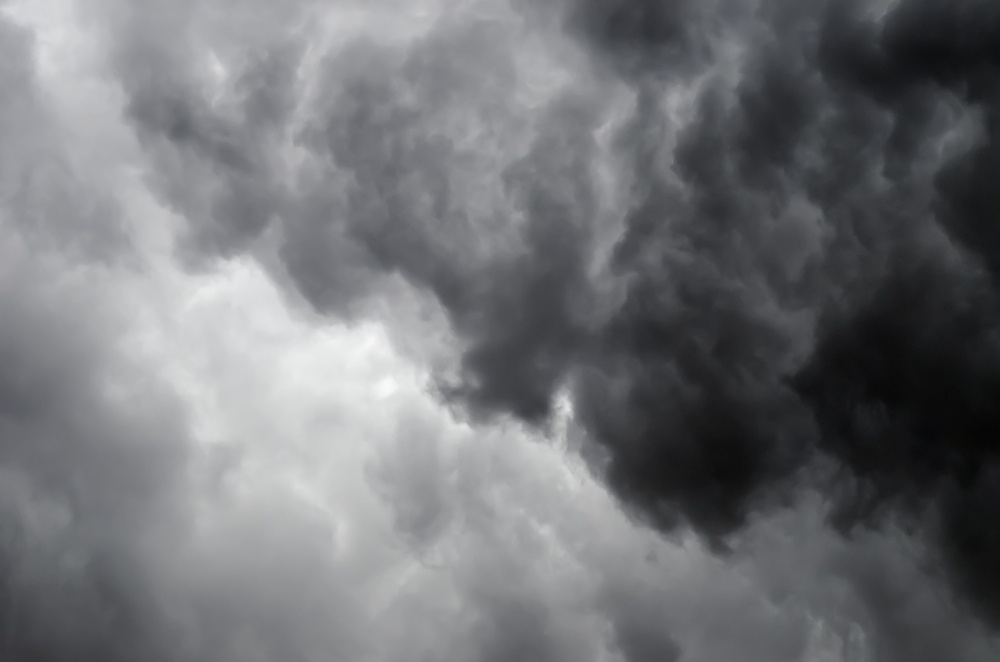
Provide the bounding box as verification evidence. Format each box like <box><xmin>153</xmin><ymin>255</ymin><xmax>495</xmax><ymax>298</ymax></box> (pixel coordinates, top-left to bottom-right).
<box><xmin>0</xmin><ymin>0</ymin><xmax>999</xmax><ymax>660</ymax></box>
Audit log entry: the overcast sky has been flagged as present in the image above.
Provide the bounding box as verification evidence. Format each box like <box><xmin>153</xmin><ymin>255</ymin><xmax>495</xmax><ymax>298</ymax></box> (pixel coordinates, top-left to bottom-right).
<box><xmin>1</xmin><ymin>0</ymin><xmax>999</xmax><ymax>660</ymax></box>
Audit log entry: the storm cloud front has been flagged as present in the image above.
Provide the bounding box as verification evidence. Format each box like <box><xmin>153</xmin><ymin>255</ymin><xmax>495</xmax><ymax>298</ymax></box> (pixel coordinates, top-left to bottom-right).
<box><xmin>1</xmin><ymin>0</ymin><xmax>999</xmax><ymax>660</ymax></box>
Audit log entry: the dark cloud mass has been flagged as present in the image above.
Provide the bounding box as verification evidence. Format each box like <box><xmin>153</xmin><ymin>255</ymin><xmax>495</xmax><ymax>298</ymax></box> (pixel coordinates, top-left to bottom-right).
<box><xmin>111</xmin><ymin>0</ymin><xmax>1000</xmax><ymax>633</ymax></box>
<box><xmin>7</xmin><ymin>0</ymin><xmax>1000</xmax><ymax>659</ymax></box>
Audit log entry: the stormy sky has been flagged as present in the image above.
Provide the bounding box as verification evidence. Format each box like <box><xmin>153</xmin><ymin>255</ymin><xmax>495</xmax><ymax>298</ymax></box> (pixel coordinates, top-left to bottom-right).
<box><xmin>1</xmin><ymin>0</ymin><xmax>999</xmax><ymax>660</ymax></box>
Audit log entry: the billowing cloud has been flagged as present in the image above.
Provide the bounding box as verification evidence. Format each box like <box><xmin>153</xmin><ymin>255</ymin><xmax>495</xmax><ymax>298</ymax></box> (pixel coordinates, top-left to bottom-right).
<box><xmin>2</xmin><ymin>0</ymin><xmax>1000</xmax><ymax>660</ymax></box>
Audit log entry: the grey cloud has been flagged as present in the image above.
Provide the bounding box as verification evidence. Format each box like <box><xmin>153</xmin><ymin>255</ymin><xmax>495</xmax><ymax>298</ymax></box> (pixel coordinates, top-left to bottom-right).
<box><xmin>0</xmin><ymin>17</ymin><xmax>126</xmax><ymax>262</ymax></box>
<box><xmin>0</xmin><ymin>14</ymin><xmax>361</xmax><ymax>662</ymax></box>
<box><xmin>0</xmin><ymin>190</ymin><xmax>364</xmax><ymax>662</ymax></box>
<box><xmin>556</xmin><ymin>0</ymin><xmax>735</xmax><ymax>82</ymax></box>
<box><xmin>117</xmin><ymin>11</ymin><xmax>603</xmax><ymax>419</ymax></box>
<box><xmin>730</xmin><ymin>497</ymin><xmax>1000</xmax><ymax>662</ymax></box>
<box><xmin>366</xmin><ymin>404</ymin><xmax>457</xmax><ymax>550</ymax></box>
<box><xmin>558</xmin><ymin>0</ymin><xmax>1000</xmax><ymax>637</ymax></box>
<box><xmin>0</xmin><ymin>229</ymin><xmax>189</xmax><ymax>661</ymax></box>
<box><xmin>795</xmin><ymin>0</ymin><xmax>1000</xmax><ymax>632</ymax></box>
<box><xmin>368</xmin><ymin>415</ymin><xmax>998</xmax><ymax>662</ymax></box>
<box><xmin>93</xmin><ymin>0</ymin><xmax>1000</xmax><ymax>654</ymax></box>
<box><xmin>121</xmin><ymin>58</ymin><xmax>288</xmax><ymax>258</ymax></box>
<box><xmin>0</xmin><ymin>141</ymin><xmax>181</xmax><ymax>662</ymax></box>
<box><xmin>0</xmin><ymin>22</ymin><xmax>157</xmax><ymax>660</ymax></box>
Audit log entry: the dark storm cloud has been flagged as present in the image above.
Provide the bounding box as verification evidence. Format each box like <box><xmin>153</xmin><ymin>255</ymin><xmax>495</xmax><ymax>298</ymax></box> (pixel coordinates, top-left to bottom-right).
<box><xmin>560</xmin><ymin>0</ymin><xmax>718</xmax><ymax>80</ymax></box>
<box><xmin>570</xmin><ymin>3</ymin><xmax>829</xmax><ymax>542</ymax></box>
<box><xmin>104</xmin><ymin>0</ymin><xmax>1000</xmax><ymax>654</ymax></box>
<box><xmin>302</xmin><ymin>29</ymin><xmax>599</xmax><ymax>421</ymax></box>
<box><xmin>114</xmin><ymin>11</ymin><xmax>603</xmax><ymax>422</ymax></box>
<box><xmin>560</xmin><ymin>1</ymin><xmax>1000</xmax><ymax>637</ymax></box>
<box><xmin>794</xmin><ymin>253</ymin><xmax>1000</xmax><ymax>629</ymax></box>
<box><xmin>301</xmin><ymin>3</ymin><xmax>832</xmax><ymax>546</ymax></box>
<box><xmin>795</xmin><ymin>0</ymin><xmax>1000</xmax><ymax>633</ymax></box>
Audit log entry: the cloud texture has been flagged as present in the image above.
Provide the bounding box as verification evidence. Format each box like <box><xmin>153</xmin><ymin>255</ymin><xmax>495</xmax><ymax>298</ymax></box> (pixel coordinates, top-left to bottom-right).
<box><xmin>1</xmin><ymin>0</ymin><xmax>1000</xmax><ymax>660</ymax></box>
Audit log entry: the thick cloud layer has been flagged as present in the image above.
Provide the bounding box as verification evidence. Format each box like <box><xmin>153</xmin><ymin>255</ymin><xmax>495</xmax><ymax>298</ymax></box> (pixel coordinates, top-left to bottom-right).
<box><xmin>3</xmin><ymin>0</ymin><xmax>1000</xmax><ymax>660</ymax></box>
<box><xmin>103</xmin><ymin>0</ymin><xmax>1000</xmax><ymax>625</ymax></box>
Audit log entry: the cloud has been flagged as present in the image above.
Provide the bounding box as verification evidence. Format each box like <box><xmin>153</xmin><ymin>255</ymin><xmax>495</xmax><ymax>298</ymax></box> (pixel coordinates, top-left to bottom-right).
<box><xmin>96</xmin><ymin>0</ymin><xmax>1000</xmax><ymax>642</ymax></box>
<box><xmin>3</xmin><ymin>0</ymin><xmax>1000</xmax><ymax>660</ymax></box>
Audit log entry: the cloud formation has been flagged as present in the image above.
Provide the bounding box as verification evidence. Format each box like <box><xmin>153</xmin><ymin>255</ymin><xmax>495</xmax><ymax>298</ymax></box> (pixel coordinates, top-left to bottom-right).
<box><xmin>3</xmin><ymin>0</ymin><xmax>1000</xmax><ymax>660</ymax></box>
